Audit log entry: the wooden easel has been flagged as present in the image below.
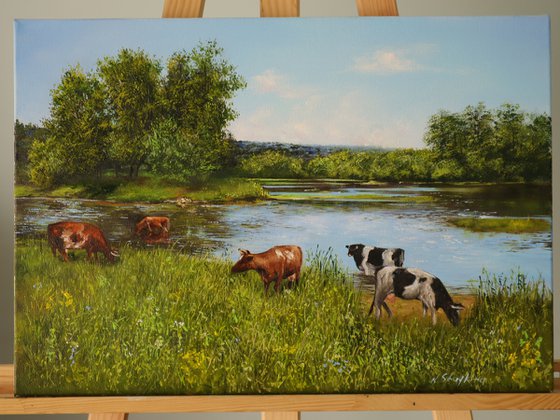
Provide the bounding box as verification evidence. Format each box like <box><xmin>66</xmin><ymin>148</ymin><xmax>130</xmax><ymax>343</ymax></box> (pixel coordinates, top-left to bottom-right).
<box><xmin>1</xmin><ymin>1</ymin><xmax>558</xmax><ymax>419</ymax></box>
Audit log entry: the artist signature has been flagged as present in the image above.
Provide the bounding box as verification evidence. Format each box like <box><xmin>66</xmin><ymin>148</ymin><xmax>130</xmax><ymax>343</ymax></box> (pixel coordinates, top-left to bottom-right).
<box><xmin>430</xmin><ymin>373</ymin><xmax>487</xmax><ymax>386</ymax></box>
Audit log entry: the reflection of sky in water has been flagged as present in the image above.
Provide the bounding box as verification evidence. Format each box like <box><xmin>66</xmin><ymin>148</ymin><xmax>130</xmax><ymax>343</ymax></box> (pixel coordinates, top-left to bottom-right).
<box><xmin>16</xmin><ymin>183</ymin><xmax>551</xmax><ymax>289</ymax></box>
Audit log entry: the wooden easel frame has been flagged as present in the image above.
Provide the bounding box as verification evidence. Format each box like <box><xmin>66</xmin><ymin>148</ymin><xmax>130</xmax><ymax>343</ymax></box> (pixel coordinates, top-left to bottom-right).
<box><xmin>3</xmin><ymin>0</ymin><xmax>558</xmax><ymax>419</ymax></box>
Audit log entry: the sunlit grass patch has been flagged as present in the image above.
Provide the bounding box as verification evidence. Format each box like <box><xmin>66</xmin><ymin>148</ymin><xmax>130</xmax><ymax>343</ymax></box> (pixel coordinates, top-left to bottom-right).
<box><xmin>271</xmin><ymin>193</ymin><xmax>434</xmax><ymax>203</ymax></box>
<box><xmin>185</xmin><ymin>178</ymin><xmax>268</xmax><ymax>202</ymax></box>
<box><xmin>15</xmin><ymin>184</ymin><xmax>42</xmax><ymax>197</ymax></box>
<box><xmin>105</xmin><ymin>178</ymin><xmax>189</xmax><ymax>202</ymax></box>
<box><xmin>448</xmin><ymin>217</ymin><xmax>551</xmax><ymax>233</ymax></box>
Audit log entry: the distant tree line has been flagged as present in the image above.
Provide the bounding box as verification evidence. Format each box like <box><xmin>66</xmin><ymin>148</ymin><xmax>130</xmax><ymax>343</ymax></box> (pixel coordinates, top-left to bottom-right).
<box><xmin>236</xmin><ymin>103</ymin><xmax>551</xmax><ymax>182</ymax></box>
<box><xmin>23</xmin><ymin>41</ymin><xmax>245</xmax><ymax>188</ymax></box>
<box><xmin>17</xmin><ymin>51</ymin><xmax>550</xmax><ymax>186</ymax></box>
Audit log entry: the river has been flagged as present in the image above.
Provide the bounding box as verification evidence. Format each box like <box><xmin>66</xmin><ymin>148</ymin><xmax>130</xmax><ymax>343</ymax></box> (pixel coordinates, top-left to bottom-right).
<box><xmin>15</xmin><ymin>182</ymin><xmax>552</xmax><ymax>290</ymax></box>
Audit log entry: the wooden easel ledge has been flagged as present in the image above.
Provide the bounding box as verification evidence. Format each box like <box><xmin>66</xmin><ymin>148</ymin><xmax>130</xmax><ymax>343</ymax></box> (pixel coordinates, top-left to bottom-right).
<box><xmin>0</xmin><ymin>364</ymin><xmax>559</xmax><ymax>414</ymax></box>
<box><xmin>8</xmin><ymin>1</ymin><xmax>556</xmax><ymax>420</ymax></box>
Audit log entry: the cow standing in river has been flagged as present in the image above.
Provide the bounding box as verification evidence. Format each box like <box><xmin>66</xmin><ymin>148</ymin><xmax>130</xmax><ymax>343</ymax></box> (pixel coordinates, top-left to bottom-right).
<box><xmin>346</xmin><ymin>243</ymin><xmax>405</xmax><ymax>275</ymax></box>
<box><xmin>135</xmin><ymin>216</ymin><xmax>170</xmax><ymax>243</ymax></box>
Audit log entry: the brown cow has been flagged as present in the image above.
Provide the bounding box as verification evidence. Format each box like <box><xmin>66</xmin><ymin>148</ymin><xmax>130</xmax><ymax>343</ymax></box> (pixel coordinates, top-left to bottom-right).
<box><xmin>47</xmin><ymin>221</ymin><xmax>119</xmax><ymax>262</ymax></box>
<box><xmin>231</xmin><ymin>245</ymin><xmax>303</xmax><ymax>295</ymax></box>
<box><xmin>135</xmin><ymin>216</ymin><xmax>170</xmax><ymax>243</ymax></box>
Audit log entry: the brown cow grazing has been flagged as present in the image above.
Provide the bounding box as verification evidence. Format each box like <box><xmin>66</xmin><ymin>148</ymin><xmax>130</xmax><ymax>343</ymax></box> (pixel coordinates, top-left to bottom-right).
<box><xmin>135</xmin><ymin>216</ymin><xmax>170</xmax><ymax>243</ymax></box>
<box><xmin>231</xmin><ymin>245</ymin><xmax>303</xmax><ymax>295</ymax></box>
<box><xmin>47</xmin><ymin>221</ymin><xmax>119</xmax><ymax>263</ymax></box>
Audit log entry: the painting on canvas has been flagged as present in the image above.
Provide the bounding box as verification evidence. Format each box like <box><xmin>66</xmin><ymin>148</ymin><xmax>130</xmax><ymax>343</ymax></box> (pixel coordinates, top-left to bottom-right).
<box><xmin>14</xmin><ymin>17</ymin><xmax>552</xmax><ymax>395</ymax></box>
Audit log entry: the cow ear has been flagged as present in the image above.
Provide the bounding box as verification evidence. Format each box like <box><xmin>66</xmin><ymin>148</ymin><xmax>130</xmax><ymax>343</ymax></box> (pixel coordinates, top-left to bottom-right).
<box><xmin>238</xmin><ymin>248</ymin><xmax>250</xmax><ymax>256</ymax></box>
<box><xmin>345</xmin><ymin>245</ymin><xmax>349</xmax><ymax>249</ymax></box>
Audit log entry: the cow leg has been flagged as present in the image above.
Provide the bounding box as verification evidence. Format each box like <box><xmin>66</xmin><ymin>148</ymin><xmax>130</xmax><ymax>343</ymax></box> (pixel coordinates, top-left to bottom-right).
<box><xmin>291</xmin><ymin>270</ymin><xmax>301</xmax><ymax>288</ymax></box>
<box><xmin>368</xmin><ymin>298</ymin><xmax>376</xmax><ymax>316</ymax></box>
<box><xmin>264</xmin><ymin>281</ymin><xmax>271</xmax><ymax>297</ymax></box>
<box><xmin>431</xmin><ymin>307</ymin><xmax>437</xmax><ymax>325</ymax></box>
<box><xmin>61</xmin><ymin>249</ymin><xmax>70</xmax><ymax>262</ymax></box>
<box><xmin>285</xmin><ymin>273</ymin><xmax>297</xmax><ymax>289</ymax></box>
<box><xmin>368</xmin><ymin>296</ymin><xmax>384</xmax><ymax>319</ymax></box>
<box><xmin>362</xmin><ymin>262</ymin><xmax>375</xmax><ymax>277</ymax></box>
<box><xmin>422</xmin><ymin>303</ymin><xmax>428</xmax><ymax>318</ymax></box>
<box><xmin>274</xmin><ymin>278</ymin><xmax>283</xmax><ymax>293</ymax></box>
<box><xmin>382</xmin><ymin>301</ymin><xmax>393</xmax><ymax>318</ymax></box>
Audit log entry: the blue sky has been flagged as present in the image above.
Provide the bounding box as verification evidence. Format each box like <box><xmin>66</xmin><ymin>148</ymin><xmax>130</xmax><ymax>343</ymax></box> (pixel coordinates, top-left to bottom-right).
<box><xmin>15</xmin><ymin>17</ymin><xmax>550</xmax><ymax>147</ymax></box>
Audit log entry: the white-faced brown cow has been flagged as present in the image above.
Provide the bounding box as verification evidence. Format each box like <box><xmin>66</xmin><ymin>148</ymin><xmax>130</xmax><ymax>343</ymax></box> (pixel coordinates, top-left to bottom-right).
<box><xmin>231</xmin><ymin>245</ymin><xmax>303</xmax><ymax>295</ymax></box>
<box><xmin>47</xmin><ymin>221</ymin><xmax>119</xmax><ymax>263</ymax></box>
<box><xmin>135</xmin><ymin>216</ymin><xmax>170</xmax><ymax>243</ymax></box>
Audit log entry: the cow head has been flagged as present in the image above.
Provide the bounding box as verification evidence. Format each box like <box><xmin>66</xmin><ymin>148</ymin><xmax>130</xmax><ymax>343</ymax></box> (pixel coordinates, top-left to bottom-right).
<box><xmin>108</xmin><ymin>249</ymin><xmax>120</xmax><ymax>263</ymax></box>
<box><xmin>345</xmin><ymin>244</ymin><xmax>364</xmax><ymax>257</ymax></box>
<box><xmin>231</xmin><ymin>249</ymin><xmax>255</xmax><ymax>273</ymax></box>
<box><xmin>445</xmin><ymin>302</ymin><xmax>465</xmax><ymax>326</ymax></box>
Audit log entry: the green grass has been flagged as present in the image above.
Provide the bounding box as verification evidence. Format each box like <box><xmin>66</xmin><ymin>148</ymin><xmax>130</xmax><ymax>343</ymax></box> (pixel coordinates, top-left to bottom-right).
<box><xmin>184</xmin><ymin>178</ymin><xmax>269</xmax><ymax>202</ymax></box>
<box><xmin>15</xmin><ymin>241</ymin><xmax>552</xmax><ymax>395</ymax></box>
<box><xmin>448</xmin><ymin>217</ymin><xmax>551</xmax><ymax>234</ymax></box>
<box><xmin>271</xmin><ymin>193</ymin><xmax>434</xmax><ymax>203</ymax></box>
<box><xmin>15</xmin><ymin>177</ymin><xmax>268</xmax><ymax>203</ymax></box>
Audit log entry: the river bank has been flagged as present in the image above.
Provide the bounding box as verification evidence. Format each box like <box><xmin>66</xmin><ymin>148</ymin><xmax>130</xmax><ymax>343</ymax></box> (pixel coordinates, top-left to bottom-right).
<box><xmin>15</xmin><ymin>177</ymin><xmax>268</xmax><ymax>203</ymax></box>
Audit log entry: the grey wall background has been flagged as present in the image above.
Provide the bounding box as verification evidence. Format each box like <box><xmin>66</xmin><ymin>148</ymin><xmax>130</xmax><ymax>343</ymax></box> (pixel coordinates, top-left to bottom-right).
<box><xmin>0</xmin><ymin>0</ymin><xmax>558</xmax><ymax>419</ymax></box>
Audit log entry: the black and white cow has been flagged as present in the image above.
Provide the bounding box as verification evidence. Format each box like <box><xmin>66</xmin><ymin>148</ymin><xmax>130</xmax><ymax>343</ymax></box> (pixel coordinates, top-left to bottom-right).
<box><xmin>368</xmin><ymin>266</ymin><xmax>465</xmax><ymax>326</ymax></box>
<box><xmin>346</xmin><ymin>243</ymin><xmax>405</xmax><ymax>276</ymax></box>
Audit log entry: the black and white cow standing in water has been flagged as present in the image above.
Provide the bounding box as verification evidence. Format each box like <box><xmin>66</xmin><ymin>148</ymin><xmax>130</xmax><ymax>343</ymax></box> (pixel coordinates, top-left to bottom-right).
<box><xmin>346</xmin><ymin>243</ymin><xmax>405</xmax><ymax>276</ymax></box>
<box><xmin>369</xmin><ymin>266</ymin><xmax>465</xmax><ymax>326</ymax></box>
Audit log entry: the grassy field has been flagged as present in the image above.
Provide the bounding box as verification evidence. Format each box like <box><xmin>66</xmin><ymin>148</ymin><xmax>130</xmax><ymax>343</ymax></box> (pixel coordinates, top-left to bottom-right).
<box><xmin>15</xmin><ymin>177</ymin><xmax>268</xmax><ymax>203</ymax></box>
<box><xmin>448</xmin><ymin>217</ymin><xmax>551</xmax><ymax>234</ymax></box>
<box><xmin>15</xmin><ymin>241</ymin><xmax>553</xmax><ymax>395</ymax></box>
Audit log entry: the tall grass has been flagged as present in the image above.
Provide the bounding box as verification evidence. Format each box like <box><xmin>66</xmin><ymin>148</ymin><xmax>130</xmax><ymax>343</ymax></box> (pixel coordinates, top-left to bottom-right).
<box><xmin>448</xmin><ymin>217</ymin><xmax>551</xmax><ymax>234</ymax></box>
<box><xmin>15</xmin><ymin>241</ymin><xmax>552</xmax><ymax>395</ymax></box>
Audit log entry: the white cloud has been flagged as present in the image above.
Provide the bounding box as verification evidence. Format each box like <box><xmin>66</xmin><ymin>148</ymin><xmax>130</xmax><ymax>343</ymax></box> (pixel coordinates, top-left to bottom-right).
<box><xmin>251</xmin><ymin>69</ymin><xmax>310</xmax><ymax>99</ymax></box>
<box><xmin>353</xmin><ymin>49</ymin><xmax>422</xmax><ymax>74</ymax></box>
<box><xmin>230</xmin><ymin>89</ymin><xmax>425</xmax><ymax>148</ymax></box>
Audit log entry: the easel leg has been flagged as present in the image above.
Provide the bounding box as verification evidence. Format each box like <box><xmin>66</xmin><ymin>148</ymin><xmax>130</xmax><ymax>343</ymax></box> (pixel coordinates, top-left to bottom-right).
<box><xmin>433</xmin><ymin>410</ymin><xmax>473</xmax><ymax>420</ymax></box>
<box><xmin>88</xmin><ymin>413</ymin><xmax>128</xmax><ymax>420</ymax></box>
<box><xmin>262</xmin><ymin>412</ymin><xmax>301</xmax><ymax>420</ymax></box>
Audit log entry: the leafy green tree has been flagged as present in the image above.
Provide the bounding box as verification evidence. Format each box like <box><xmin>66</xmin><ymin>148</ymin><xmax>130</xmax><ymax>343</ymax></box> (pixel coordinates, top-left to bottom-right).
<box><xmin>424</xmin><ymin>110</ymin><xmax>468</xmax><ymax>165</ymax></box>
<box><xmin>29</xmin><ymin>66</ymin><xmax>109</xmax><ymax>187</ymax></box>
<box><xmin>522</xmin><ymin>113</ymin><xmax>552</xmax><ymax>180</ymax></box>
<box><xmin>148</xmin><ymin>41</ymin><xmax>245</xmax><ymax>180</ymax></box>
<box><xmin>370</xmin><ymin>149</ymin><xmax>433</xmax><ymax>181</ymax></box>
<box><xmin>15</xmin><ymin>120</ymin><xmax>47</xmax><ymax>183</ymax></box>
<box><xmin>147</xmin><ymin>119</ymin><xmax>237</xmax><ymax>182</ymax></box>
<box><xmin>163</xmin><ymin>41</ymin><xmax>245</xmax><ymax>136</ymax></box>
<box><xmin>98</xmin><ymin>49</ymin><xmax>162</xmax><ymax>178</ymax></box>
<box><xmin>423</xmin><ymin>102</ymin><xmax>550</xmax><ymax>182</ymax></box>
<box><xmin>239</xmin><ymin>151</ymin><xmax>303</xmax><ymax>178</ymax></box>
